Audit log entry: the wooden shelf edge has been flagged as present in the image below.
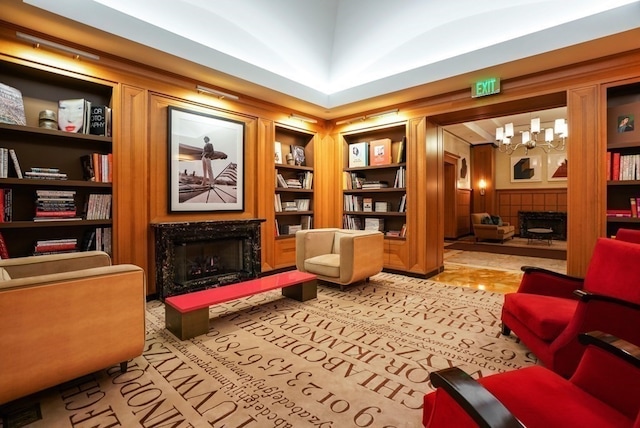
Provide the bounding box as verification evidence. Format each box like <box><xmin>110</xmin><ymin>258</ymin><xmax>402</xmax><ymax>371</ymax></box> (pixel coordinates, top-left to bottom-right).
<box><xmin>0</xmin><ymin>122</ymin><xmax>112</xmax><ymax>143</ymax></box>
<box><xmin>0</xmin><ymin>219</ymin><xmax>112</xmax><ymax>228</ymax></box>
<box><xmin>0</xmin><ymin>178</ymin><xmax>112</xmax><ymax>187</ymax></box>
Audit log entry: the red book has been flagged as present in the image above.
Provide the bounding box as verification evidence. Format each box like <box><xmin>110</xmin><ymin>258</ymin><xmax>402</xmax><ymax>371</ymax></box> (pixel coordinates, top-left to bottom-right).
<box><xmin>0</xmin><ymin>231</ymin><xmax>9</xmax><ymax>259</ymax></box>
<box><xmin>631</xmin><ymin>198</ymin><xmax>638</xmax><ymax>218</ymax></box>
<box><xmin>34</xmin><ymin>210</ymin><xmax>77</xmax><ymax>217</ymax></box>
<box><xmin>612</xmin><ymin>152</ymin><xmax>621</xmax><ymax>181</ymax></box>
<box><xmin>606</xmin><ymin>151</ymin><xmax>611</xmax><ymax>181</ymax></box>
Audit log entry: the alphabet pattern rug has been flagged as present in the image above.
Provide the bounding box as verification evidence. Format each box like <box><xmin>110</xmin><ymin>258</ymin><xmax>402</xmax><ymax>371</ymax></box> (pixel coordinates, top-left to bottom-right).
<box><xmin>8</xmin><ymin>273</ymin><xmax>536</xmax><ymax>428</ymax></box>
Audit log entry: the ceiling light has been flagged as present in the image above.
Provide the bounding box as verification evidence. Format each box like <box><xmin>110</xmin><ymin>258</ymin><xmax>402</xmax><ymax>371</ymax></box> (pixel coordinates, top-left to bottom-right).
<box><xmin>16</xmin><ymin>32</ymin><xmax>100</xmax><ymax>60</ymax></box>
<box><xmin>496</xmin><ymin>117</ymin><xmax>567</xmax><ymax>155</ymax></box>
<box><xmin>335</xmin><ymin>116</ymin><xmax>366</xmax><ymax>125</ymax></box>
<box><xmin>290</xmin><ymin>114</ymin><xmax>317</xmax><ymax>124</ymax></box>
<box><xmin>365</xmin><ymin>109</ymin><xmax>399</xmax><ymax>120</ymax></box>
<box><xmin>196</xmin><ymin>85</ymin><xmax>239</xmax><ymax>100</ymax></box>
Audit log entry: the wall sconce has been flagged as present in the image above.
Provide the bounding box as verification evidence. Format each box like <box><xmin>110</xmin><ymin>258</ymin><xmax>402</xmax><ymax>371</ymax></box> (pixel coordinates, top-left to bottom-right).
<box><xmin>479</xmin><ymin>179</ymin><xmax>486</xmax><ymax>196</ymax></box>
<box><xmin>196</xmin><ymin>85</ymin><xmax>239</xmax><ymax>100</ymax></box>
<box><xmin>290</xmin><ymin>113</ymin><xmax>318</xmax><ymax>124</ymax></box>
<box><xmin>335</xmin><ymin>116</ymin><xmax>366</xmax><ymax>125</ymax></box>
<box><xmin>16</xmin><ymin>32</ymin><xmax>100</xmax><ymax>60</ymax></box>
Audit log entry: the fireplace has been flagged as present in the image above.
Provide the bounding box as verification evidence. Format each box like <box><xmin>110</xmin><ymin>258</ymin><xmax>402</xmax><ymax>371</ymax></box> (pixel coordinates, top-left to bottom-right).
<box><xmin>519</xmin><ymin>211</ymin><xmax>567</xmax><ymax>240</ymax></box>
<box><xmin>152</xmin><ymin>219</ymin><xmax>264</xmax><ymax>299</ymax></box>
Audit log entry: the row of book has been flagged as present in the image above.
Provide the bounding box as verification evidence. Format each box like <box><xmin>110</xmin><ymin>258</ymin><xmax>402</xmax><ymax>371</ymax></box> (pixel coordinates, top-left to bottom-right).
<box><xmin>0</xmin><ymin>226</ymin><xmax>113</xmax><ymax>259</ymax></box>
<box><xmin>276</xmin><ymin>170</ymin><xmax>313</xmax><ymax>189</ymax></box>
<box><xmin>57</xmin><ymin>99</ymin><xmax>112</xmax><ymax>136</ymax></box>
<box><xmin>25</xmin><ymin>167</ymin><xmax>68</xmax><ymax>180</ymax></box>
<box><xmin>81</xmin><ymin>153</ymin><xmax>112</xmax><ymax>182</ymax></box>
<box><xmin>274</xmin><ymin>195</ymin><xmax>310</xmax><ymax>212</ymax></box>
<box><xmin>0</xmin><ymin>147</ymin><xmax>21</xmax><ymax>178</ymax></box>
<box><xmin>342</xmin><ymin>215</ymin><xmax>407</xmax><ymax>237</ymax></box>
<box><xmin>348</xmin><ymin>137</ymin><xmax>405</xmax><ymax>168</ymax></box>
<box><xmin>343</xmin><ymin>171</ymin><xmax>405</xmax><ymax>190</ymax></box>
<box><xmin>85</xmin><ymin>193</ymin><xmax>112</xmax><ymax>220</ymax></box>
<box><xmin>274</xmin><ymin>216</ymin><xmax>312</xmax><ymax>236</ymax></box>
<box><xmin>343</xmin><ymin>194</ymin><xmax>406</xmax><ymax>213</ymax></box>
<box><xmin>607</xmin><ymin>197</ymin><xmax>640</xmax><ymax>218</ymax></box>
<box><xmin>607</xmin><ymin>152</ymin><xmax>640</xmax><ymax>181</ymax></box>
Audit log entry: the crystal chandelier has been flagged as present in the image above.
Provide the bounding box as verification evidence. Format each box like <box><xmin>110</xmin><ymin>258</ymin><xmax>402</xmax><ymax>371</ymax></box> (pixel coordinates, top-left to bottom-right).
<box><xmin>496</xmin><ymin>118</ymin><xmax>567</xmax><ymax>155</ymax></box>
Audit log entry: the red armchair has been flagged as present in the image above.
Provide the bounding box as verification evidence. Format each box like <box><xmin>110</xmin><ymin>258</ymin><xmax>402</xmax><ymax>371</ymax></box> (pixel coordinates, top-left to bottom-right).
<box><xmin>422</xmin><ymin>331</ymin><xmax>640</xmax><ymax>428</ymax></box>
<box><xmin>501</xmin><ymin>236</ymin><xmax>640</xmax><ymax>378</ymax></box>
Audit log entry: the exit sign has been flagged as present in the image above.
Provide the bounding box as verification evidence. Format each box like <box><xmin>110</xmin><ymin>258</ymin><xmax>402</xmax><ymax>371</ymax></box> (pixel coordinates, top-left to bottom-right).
<box><xmin>472</xmin><ymin>78</ymin><xmax>500</xmax><ymax>98</ymax></box>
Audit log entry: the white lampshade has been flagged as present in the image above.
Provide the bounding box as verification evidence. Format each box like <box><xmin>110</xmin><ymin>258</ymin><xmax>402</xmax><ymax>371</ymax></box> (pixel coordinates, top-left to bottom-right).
<box><xmin>530</xmin><ymin>118</ymin><xmax>541</xmax><ymax>133</ymax></box>
<box><xmin>522</xmin><ymin>131</ymin><xmax>530</xmax><ymax>143</ymax></box>
<box><xmin>504</xmin><ymin>137</ymin><xmax>511</xmax><ymax>145</ymax></box>
<box><xmin>496</xmin><ymin>127</ymin><xmax>504</xmax><ymax>141</ymax></box>
<box><xmin>505</xmin><ymin>123</ymin><xmax>514</xmax><ymax>138</ymax></box>
<box><xmin>555</xmin><ymin>119</ymin><xmax>566</xmax><ymax>135</ymax></box>
<box><xmin>545</xmin><ymin>127</ymin><xmax>554</xmax><ymax>142</ymax></box>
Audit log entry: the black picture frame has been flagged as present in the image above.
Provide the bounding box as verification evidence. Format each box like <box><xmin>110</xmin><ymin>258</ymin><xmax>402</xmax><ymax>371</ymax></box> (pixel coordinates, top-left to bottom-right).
<box><xmin>167</xmin><ymin>106</ymin><xmax>245</xmax><ymax>212</ymax></box>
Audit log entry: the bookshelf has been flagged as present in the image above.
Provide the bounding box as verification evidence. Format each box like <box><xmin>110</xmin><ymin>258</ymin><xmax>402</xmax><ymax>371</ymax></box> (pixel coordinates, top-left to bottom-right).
<box><xmin>342</xmin><ymin>126</ymin><xmax>407</xmax><ymax>238</ymax></box>
<box><xmin>0</xmin><ymin>60</ymin><xmax>113</xmax><ymax>258</ymax></box>
<box><xmin>606</xmin><ymin>80</ymin><xmax>640</xmax><ymax>237</ymax></box>
<box><xmin>271</xmin><ymin>124</ymin><xmax>315</xmax><ymax>266</ymax></box>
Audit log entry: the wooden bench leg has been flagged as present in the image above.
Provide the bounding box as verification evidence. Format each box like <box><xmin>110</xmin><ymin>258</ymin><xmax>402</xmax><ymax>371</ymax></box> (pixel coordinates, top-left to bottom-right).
<box><xmin>165</xmin><ymin>305</ymin><xmax>209</xmax><ymax>340</ymax></box>
<box><xmin>282</xmin><ymin>279</ymin><xmax>317</xmax><ymax>301</ymax></box>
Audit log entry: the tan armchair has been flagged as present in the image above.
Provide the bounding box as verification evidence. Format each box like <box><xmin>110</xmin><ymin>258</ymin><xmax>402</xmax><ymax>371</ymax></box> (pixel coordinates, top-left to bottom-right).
<box><xmin>296</xmin><ymin>228</ymin><xmax>384</xmax><ymax>289</ymax></box>
<box><xmin>0</xmin><ymin>251</ymin><xmax>146</xmax><ymax>405</ymax></box>
<box><xmin>471</xmin><ymin>212</ymin><xmax>515</xmax><ymax>243</ymax></box>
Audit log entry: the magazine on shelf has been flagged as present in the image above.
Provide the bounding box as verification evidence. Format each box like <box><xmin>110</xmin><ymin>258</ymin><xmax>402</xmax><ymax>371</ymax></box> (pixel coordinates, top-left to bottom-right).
<box><xmin>274</xmin><ymin>141</ymin><xmax>283</xmax><ymax>164</ymax></box>
<box><xmin>0</xmin><ymin>82</ymin><xmax>26</xmax><ymax>126</ymax></box>
<box><xmin>349</xmin><ymin>142</ymin><xmax>368</xmax><ymax>168</ymax></box>
<box><xmin>369</xmin><ymin>138</ymin><xmax>391</xmax><ymax>166</ymax></box>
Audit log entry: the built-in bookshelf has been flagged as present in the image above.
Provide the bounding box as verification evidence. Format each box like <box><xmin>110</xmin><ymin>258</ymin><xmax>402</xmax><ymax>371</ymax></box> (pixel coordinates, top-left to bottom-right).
<box><xmin>274</xmin><ymin>125</ymin><xmax>315</xmax><ymax>238</ymax></box>
<box><xmin>0</xmin><ymin>60</ymin><xmax>113</xmax><ymax>258</ymax></box>
<box><xmin>342</xmin><ymin>125</ymin><xmax>407</xmax><ymax>238</ymax></box>
<box><xmin>605</xmin><ymin>80</ymin><xmax>640</xmax><ymax>237</ymax></box>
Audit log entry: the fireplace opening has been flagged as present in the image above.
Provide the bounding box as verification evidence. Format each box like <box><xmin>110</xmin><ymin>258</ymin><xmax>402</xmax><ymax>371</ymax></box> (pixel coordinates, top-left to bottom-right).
<box><xmin>152</xmin><ymin>219</ymin><xmax>264</xmax><ymax>299</ymax></box>
<box><xmin>174</xmin><ymin>238</ymin><xmax>244</xmax><ymax>289</ymax></box>
<box><xmin>519</xmin><ymin>211</ymin><xmax>567</xmax><ymax>240</ymax></box>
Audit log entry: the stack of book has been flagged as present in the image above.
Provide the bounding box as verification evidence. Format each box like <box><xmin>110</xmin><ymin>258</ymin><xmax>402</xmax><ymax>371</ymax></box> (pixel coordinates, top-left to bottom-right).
<box><xmin>294</xmin><ymin>198</ymin><xmax>310</xmax><ymax>211</ymax></box>
<box><xmin>283</xmin><ymin>201</ymin><xmax>298</xmax><ymax>211</ymax></box>
<box><xmin>362</xmin><ymin>180</ymin><xmax>388</xmax><ymax>189</ymax></box>
<box><xmin>34</xmin><ymin>189</ymin><xmax>79</xmax><ymax>221</ymax></box>
<box><xmin>285</xmin><ymin>177</ymin><xmax>302</xmax><ymax>189</ymax></box>
<box><xmin>25</xmin><ymin>167</ymin><xmax>67</xmax><ymax>180</ymax></box>
<box><xmin>33</xmin><ymin>238</ymin><xmax>78</xmax><ymax>256</ymax></box>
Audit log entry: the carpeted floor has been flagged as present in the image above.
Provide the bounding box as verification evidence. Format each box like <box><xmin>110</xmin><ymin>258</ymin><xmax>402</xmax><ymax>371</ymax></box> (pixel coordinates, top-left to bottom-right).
<box><xmin>1</xmin><ymin>272</ymin><xmax>536</xmax><ymax>428</ymax></box>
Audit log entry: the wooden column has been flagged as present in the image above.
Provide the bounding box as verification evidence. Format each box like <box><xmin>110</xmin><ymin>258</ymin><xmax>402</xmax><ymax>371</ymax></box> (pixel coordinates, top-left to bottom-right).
<box><xmin>471</xmin><ymin>143</ymin><xmax>496</xmax><ymax>214</ymax></box>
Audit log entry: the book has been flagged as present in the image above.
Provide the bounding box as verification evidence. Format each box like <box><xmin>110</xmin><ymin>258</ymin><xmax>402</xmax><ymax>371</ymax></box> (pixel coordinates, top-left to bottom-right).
<box><xmin>89</xmin><ymin>105</ymin><xmax>111</xmax><ymax>136</ymax></box>
<box><xmin>0</xmin><ymin>231</ymin><xmax>9</xmax><ymax>258</ymax></box>
<box><xmin>58</xmin><ymin>98</ymin><xmax>91</xmax><ymax>133</ymax></box>
<box><xmin>0</xmin><ymin>82</ymin><xmax>26</xmax><ymax>126</ymax></box>
<box><xmin>349</xmin><ymin>142</ymin><xmax>368</xmax><ymax>168</ymax></box>
<box><xmin>364</xmin><ymin>217</ymin><xmax>384</xmax><ymax>231</ymax></box>
<box><xmin>396</xmin><ymin>136</ymin><xmax>406</xmax><ymax>163</ymax></box>
<box><xmin>81</xmin><ymin>154</ymin><xmax>96</xmax><ymax>181</ymax></box>
<box><xmin>369</xmin><ymin>138</ymin><xmax>392</xmax><ymax>166</ymax></box>
<box><xmin>274</xmin><ymin>141</ymin><xmax>283</xmax><ymax>164</ymax></box>
<box><xmin>363</xmin><ymin>197</ymin><xmax>373</xmax><ymax>212</ymax></box>
<box><xmin>631</xmin><ymin>198</ymin><xmax>638</xmax><ymax>218</ymax></box>
<box><xmin>375</xmin><ymin>201</ymin><xmax>389</xmax><ymax>212</ymax></box>
<box><xmin>9</xmin><ymin>149</ymin><xmax>22</xmax><ymax>179</ymax></box>
<box><xmin>291</xmin><ymin>145</ymin><xmax>306</xmax><ymax>166</ymax></box>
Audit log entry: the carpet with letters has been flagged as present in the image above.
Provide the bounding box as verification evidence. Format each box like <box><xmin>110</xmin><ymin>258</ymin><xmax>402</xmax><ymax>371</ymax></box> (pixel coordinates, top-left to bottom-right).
<box><xmin>3</xmin><ymin>272</ymin><xmax>536</xmax><ymax>428</ymax></box>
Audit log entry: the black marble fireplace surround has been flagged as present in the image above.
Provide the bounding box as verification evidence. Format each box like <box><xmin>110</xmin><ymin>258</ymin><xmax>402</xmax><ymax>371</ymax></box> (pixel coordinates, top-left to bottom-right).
<box><xmin>519</xmin><ymin>211</ymin><xmax>567</xmax><ymax>240</ymax></box>
<box><xmin>152</xmin><ymin>219</ymin><xmax>264</xmax><ymax>299</ymax></box>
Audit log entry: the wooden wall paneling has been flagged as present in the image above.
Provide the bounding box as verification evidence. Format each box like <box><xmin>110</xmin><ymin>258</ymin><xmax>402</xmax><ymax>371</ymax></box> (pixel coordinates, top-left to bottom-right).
<box><xmin>567</xmin><ymin>85</ymin><xmax>602</xmax><ymax>277</ymax></box>
<box><xmin>412</xmin><ymin>117</ymin><xmax>444</xmax><ymax>276</ymax></box>
<box><xmin>257</xmin><ymin>118</ymin><xmax>276</xmax><ymax>271</ymax></box>
<box><xmin>496</xmin><ymin>189</ymin><xmax>568</xmax><ymax>235</ymax></box>
<box><xmin>314</xmin><ymin>133</ymin><xmax>340</xmax><ymax>228</ymax></box>
<box><xmin>114</xmin><ymin>85</ymin><xmax>150</xmax><ymax>287</ymax></box>
<box><xmin>444</xmin><ymin>152</ymin><xmax>459</xmax><ymax>239</ymax></box>
<box><xmin>456</xmin><ymin>189</ymin><xmax>472</xmax><ymax>236</ymax></box>
<box><xmin>471</xmin><ymin>144</ymin><xmax>496</xmax><ymax>214</ymax></box>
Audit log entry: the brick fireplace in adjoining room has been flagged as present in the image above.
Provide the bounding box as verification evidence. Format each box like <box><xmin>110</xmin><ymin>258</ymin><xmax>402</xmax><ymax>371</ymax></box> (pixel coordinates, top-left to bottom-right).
<box><xmin>152</xmin><ymin>219</ymin><xmax>264</xmax><ymax>299</ymax></box>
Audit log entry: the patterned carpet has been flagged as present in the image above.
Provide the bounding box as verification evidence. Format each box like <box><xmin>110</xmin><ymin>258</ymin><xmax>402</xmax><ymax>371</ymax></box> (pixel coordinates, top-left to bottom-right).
<box><xmin>1</xmin><ymin>272</ymin><xmax>537</xmax><ymax>428</ymax></box>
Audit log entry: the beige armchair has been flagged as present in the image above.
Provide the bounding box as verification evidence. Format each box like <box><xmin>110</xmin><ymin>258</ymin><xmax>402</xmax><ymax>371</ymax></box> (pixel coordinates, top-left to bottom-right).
<box><xmin>0</xmin><ymin>251</ymin><xmax>146</xmax><ymax>405</ymax></box>
<box><xmin>471</xmin><ymin>212</ymin><xmax>515</xmax><ymax>243</ymax></box>
<box><xmin>296</xmin><ymin>228</ymin><xmax>384</xmax><ymax>289</ymax></box>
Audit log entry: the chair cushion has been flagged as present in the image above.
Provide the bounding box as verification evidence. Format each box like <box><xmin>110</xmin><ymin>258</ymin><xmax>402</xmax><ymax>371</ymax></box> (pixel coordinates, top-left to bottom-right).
<box><xmin>503</xmin><ymin>294</ymin><xmax>578</xmax><ymax>341</ymax></box>
<box><xmin>304</xmin><ymin>254</ymin><xmax>340</xmax><ymax>278</ymax></box>
<box><xmin>0</xmin><ymin>267</ymin><xmax>10</xmax><ymax>281</ymax></box>
<box><xmin>491</xmin><ymin>215</ymin><xmax>503</xmax><ymax>226</ymax></box>
<box><xmin>480</xmin><ymin>215</ymin><xmax>493</xmax><ymax>225</ymax></box>
<box><xmin>332</xmin><ymin>231</ymin><xmax>350</xmax><ymax>254</ymax></box>
<box><xmin>584</xmin><ymin>238</ymin><xmax>640</xmax><ymax>304</ymax></box>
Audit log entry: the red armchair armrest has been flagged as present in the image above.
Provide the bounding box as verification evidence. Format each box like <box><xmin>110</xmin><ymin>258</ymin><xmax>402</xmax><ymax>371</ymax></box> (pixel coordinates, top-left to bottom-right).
<box><xmin>429</xmin><ymin>368</ymin><xmax>525</xmax><ymax>428</ymax></box>
<box><xmin>517</xmin><ymin>266</ymin><xmax>584</xmax><ymax>298</ymax></box>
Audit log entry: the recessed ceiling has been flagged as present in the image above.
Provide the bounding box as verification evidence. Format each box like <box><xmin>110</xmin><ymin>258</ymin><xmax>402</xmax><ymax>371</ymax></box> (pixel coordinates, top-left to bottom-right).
<box><xmin>23</xmin><ymin>0</ymin><xmax>640</xmax><ymax>110</ymax></box>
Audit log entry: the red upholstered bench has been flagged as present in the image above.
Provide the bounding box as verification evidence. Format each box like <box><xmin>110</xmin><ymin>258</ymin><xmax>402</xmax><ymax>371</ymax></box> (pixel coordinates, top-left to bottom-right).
<box><xmin>165</xmin><ymin>270</ymin><xmax>317</xmax><ymax>340</ymax></box>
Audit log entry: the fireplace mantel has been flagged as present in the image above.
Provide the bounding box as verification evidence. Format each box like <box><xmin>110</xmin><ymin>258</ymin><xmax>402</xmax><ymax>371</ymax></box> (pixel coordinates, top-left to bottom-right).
<box><xmin>152</xmin><ymin>219</ymin><xmax>265</xmax><ymax>299</ymax></box>
<box><xmin>519</xmin><ymin>211</ymin><xmax>567</xmax><ymax>241</ymax></box>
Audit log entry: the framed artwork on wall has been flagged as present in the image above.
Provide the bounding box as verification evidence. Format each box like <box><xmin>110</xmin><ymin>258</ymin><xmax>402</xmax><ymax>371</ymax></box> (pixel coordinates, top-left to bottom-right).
<box><xmin>167</xmin><ymin>106</ymin><xmax>245</xmax><ymax>212</ymax></box>
<box><xmin>510</xmin><ymin>155</ymin><xmax>542</xmax><ymax>183</ymax></box>
<box><xmin>547</xmin><ymin>154</ymin><xmax>568</xmax><ymax>181</ymax></box>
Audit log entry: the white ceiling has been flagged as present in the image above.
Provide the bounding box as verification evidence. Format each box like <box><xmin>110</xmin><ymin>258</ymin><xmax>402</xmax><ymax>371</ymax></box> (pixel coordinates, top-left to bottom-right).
<box><xmin>22</xmin><ymin>0</ymin><xmax>640</xmax><ymax>111</ymax></box>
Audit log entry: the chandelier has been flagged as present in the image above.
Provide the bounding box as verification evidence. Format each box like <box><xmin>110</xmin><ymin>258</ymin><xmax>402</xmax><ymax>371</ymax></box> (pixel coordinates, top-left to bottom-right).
<box><xmin>496</xmin><ymin>118</ymin><xmax>567</xmax><ymax>155</ymax></box>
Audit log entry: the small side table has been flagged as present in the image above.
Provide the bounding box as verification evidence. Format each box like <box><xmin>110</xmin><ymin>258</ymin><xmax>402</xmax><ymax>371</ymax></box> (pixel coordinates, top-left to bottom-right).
<box><xmin>527</xmin><ymin>228</ymin><xmax>553</xmax><ymax>245</ymax></box>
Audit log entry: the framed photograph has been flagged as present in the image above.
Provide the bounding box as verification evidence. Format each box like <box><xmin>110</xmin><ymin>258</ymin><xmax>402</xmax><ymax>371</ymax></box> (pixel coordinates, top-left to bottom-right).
<box><xmin>547</xmin><ymin>154</ymin><xmax>568</xmax><ymax>181</ymax></box>
<box><xmin>168</xmin><ymin>106</ymin><xmax>245</xmax><ymax>212</ymax></box>
<box><xmin>607</xmin><ymin>102</ymin><xmax>640</xmax><ymax>146</ymax></box>
<box><xmin>510</xmin><ymin>155</ymin><xmax>542</xmax><ymax>182</ymax></box>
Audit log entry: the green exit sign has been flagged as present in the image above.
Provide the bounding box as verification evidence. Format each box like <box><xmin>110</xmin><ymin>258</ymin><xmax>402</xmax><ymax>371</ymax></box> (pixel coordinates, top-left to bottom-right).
<box><xmin>472</xmin><ymin>78</ymin><xmax>500</xmax><ymax>98</ymax></box>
